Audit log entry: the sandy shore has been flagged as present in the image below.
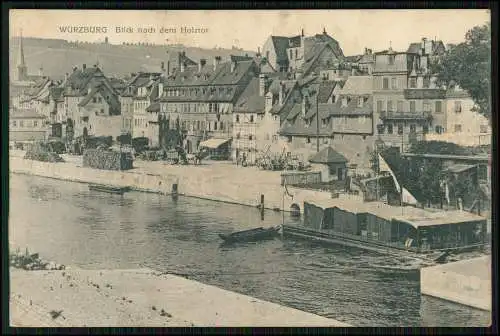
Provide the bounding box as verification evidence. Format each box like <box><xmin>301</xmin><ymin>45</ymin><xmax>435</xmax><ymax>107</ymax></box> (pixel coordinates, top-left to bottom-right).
<box><xmin>10</xmin><ymin>268</ymin><xmax>350</xmax><ymax>327</ymax></box>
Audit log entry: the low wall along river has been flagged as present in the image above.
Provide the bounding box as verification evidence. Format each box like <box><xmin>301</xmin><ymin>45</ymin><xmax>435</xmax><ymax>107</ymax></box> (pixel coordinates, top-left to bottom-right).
<box><xmin>9</xmin><ymin>156</ymin><xmax>339</xmax><ymax>214</ymax></box>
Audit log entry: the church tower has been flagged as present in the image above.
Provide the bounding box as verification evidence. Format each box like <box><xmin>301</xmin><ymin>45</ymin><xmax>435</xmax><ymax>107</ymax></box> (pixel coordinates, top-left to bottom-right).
<box><xmin>16</xmin><ymin>30</ymin><xmax>28</xmax><ymax>81</ymax></box>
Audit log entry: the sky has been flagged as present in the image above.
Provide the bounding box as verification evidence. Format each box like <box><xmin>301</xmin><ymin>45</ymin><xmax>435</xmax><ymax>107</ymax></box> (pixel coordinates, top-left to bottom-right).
<box><xmin>10</xmin><ymin>10</ymin><xmax>490</xmax><ymax>55</ymax></box>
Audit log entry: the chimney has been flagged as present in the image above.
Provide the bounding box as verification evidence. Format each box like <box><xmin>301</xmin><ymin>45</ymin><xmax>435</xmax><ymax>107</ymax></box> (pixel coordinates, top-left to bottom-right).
<box><xmin>73</xmin><ymin>66</ymin><xmax>78</xmax><ymax>72</ymax></box>
<box><xmin>161</xmin><ymin>61</ymin><xmax>165</xmax><ymax>72</ymax></box>
<box><xmin>178</xmin><ymin>51</ymin><xmax>183</xmax><ymax>69</ymax></box>
<box><xmin>198</xmin><ymin>59</ymin><xmax>206</xmax><ymax>72</ymax></box>
<box><xmin>38</xmin><ymin>67</ymin><xmax>44</xmax><ymax>76</ymax></box>
<box><xmin>265</xmin><ymin>92</ymin><xmax>273</xmax><ymax>114</ymax></box>
<box><xmin>279</xmin><ymin>82</ymin><xmax>286</xmax><ymax>105</ymax></box>
<box><xmin>231</xmin><ymin>60</ymin><xmax>237</xmax><ymax>73</ymax></box>
<box><xmin>323</xmin><ymin>27</ymin><xmax>327</xmax><ymax>35</ymax></box>
<box><xmin>83</xmin><ymin>64</ymin><xmax>86</xmax><ymax>70</ymax></box>
<box><xmin>364</xmin><ymin>47</ymin><xmax>368</xmax><ymax>55</ymax></box>
<box><xmin>213</xmin><ymin>56</ymin><xmax>221</xmax><ymax>71</ymax></box>
<box><xmin>259</xmin><ymin>74</ymin><xmax>267</xmax><ymax>96</ymax></box>
<box><xmin>368</xmin><ymin>49</ymin><xmax>372</xmax><ymax>55</ymax></box>
<box><xmin>180</xmin><ymin>61</ymin><xmax>185</xmax><ymax>73</ymax></box>
<box><xmin>301</xmin><ymin>28</ymin><xmax>304</xmax><ymax>37</ymax></box>
<box><xmin>65</xmin><ymin>73</ymin><xmax>69</xmax><ymax>81</ymax></box>
<box><xmin>257</xmin><ymin>47</ymin><xmax>261</xmax><ymax>57</ymax></box>
<box><xmin>421</xmin><ymin>37</ymin><xmax>427</xmax><ymax>52</ymax></box>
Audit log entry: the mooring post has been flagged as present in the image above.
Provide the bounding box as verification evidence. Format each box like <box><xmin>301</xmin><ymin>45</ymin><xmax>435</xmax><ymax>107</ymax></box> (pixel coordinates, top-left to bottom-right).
<box><xmin>260</xmin><ymin>194</ymin><xmax>264</xmax><ymax>210</ymax></box>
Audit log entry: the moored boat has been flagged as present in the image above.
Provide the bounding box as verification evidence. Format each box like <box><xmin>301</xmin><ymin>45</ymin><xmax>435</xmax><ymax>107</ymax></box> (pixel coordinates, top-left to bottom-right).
<box><xmin>88</xmin><ymin>184</ymin><xmax>131</xmax><ymax>195</ymax></box>
<box><xmin>219</xmin><ymin>226</ymin><xmax>281</xmax><ymax>244</ymax></box>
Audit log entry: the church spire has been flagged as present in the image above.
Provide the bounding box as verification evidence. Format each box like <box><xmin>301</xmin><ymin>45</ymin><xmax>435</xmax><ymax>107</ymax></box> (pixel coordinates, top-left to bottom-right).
<box><xmin>16</xmin><ymin>29</ymin><xmax>28</xmax><ymax>81</ymax></box>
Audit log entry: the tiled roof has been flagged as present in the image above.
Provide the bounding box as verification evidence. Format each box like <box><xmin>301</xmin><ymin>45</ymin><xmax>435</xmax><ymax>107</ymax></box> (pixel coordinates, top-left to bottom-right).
<box><xmin>407</xmin><ymin>43</ymin><xmax>422</xmax><ymax>54</ymax></box>
<box><xmin>10</xmin><ymin>107</ymin><xmax>46</xmax><ymax>119</ymax></box>
<box><xmin>301</xmin><ymin>43</ymin><xmax>328</xmax><ymax>76</ymax></box>
<box><xmin>233</xmin><ymin>78</ymin><xmax>265</xmax><ymax>114</ymax></box>
<box><xmin>340</xmin><ymin>76</ymin><xmax>373</xmax><ymax>95</ymax></box>
<box><xmin>211</xmin><ymin>60</ymin><xmax>256</xmax><ymax>85</ymax></box>
<box><xmin>50</xmin><ymin>87</ymin><xmax>64</xmax><ymax>102</ymax></box>
<box><xmin>317</xmin><ymin>80</ymin><xmax>337</xmax><ymax>103</ymax></box>
<box><xmin>78</xmin><ymin>83</ymin><xmax>121</xmax><ymax>115</ymax></box>
<box><xmin>345</xmin><ymin>55</ymin><xmax>363</xmax><ymax>63</ymax></box>
<box><xmin>271</xmin><ymin>36</ymin><xmax>291</xmax><ymax>63</ymax></box>
<box><xmin>279</xmin><ymin>110</ymin><xmax>332</xmax><ymax>137</ymax></box>
<box><xmin>309</xmin><ymin>146</ymin><xmax>348</xmax><ymax>164</ymax></box>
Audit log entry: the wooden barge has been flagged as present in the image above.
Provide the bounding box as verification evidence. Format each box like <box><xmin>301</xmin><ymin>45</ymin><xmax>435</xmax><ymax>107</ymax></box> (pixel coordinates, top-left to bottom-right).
<box><xmin>283</xmin><ymin>199</ymin><xmax>488</xmax><ymax>257</ymax></box>
<box><xmin>88</xmin><ymin>184</ymin><xmax>131</xmax><ymax>195</ymax></box>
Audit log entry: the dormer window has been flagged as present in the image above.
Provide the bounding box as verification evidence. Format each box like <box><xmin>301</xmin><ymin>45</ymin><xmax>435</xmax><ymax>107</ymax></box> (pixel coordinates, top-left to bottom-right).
<box><xmin>342</xmin><ymin>97</ymin><xmax>348</xmax><ymax>107</ymax></box>
<box><xmin>358</xmin><ymin>97</ymin><xmax>364</xmax><ymax>108</ymax></box>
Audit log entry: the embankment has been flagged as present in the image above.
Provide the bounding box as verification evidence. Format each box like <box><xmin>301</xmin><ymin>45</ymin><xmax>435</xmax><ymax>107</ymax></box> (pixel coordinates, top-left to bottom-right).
<box><xmin>420</xmin><ymin>256</ymin><xmax>491</xmax><ymax>312</ymax></box>
<box><xmin>10</xmin><ymin>268</ymin><xmax>351</xmax><ymax>327</ymax></box>
<box><xmin>10</xmin><ymin>156</ymin><xmax>338</xmax><ymax>213</ymax></box>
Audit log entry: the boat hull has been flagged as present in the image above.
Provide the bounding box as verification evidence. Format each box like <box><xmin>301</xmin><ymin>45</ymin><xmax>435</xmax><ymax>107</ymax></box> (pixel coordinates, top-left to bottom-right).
<box><xmin>219</xmin><ymin>227</ymin><xmax>281</xmax><ymax>244</ymax></box>
<box><xmin>88</xmin><ymin>184</ymin><xmax>131</xmax><ymax>195</ymax></box>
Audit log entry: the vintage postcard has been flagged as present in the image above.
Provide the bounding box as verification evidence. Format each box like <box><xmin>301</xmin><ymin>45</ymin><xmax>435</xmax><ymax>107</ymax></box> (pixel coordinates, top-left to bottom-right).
<box><xmin>7</xmin><ymin>9</ymin><xmax>492</xmax><ymax>328</ymax></box>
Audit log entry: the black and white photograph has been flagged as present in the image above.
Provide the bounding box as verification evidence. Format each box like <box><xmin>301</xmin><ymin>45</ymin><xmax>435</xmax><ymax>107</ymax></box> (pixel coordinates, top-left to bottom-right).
<box><xmin>7</xmin><ymin>9</ymin><xmax>492</xmax><ymax>327</ymax></box>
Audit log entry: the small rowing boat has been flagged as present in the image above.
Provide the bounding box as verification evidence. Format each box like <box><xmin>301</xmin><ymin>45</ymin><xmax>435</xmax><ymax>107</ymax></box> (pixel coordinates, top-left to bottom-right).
<box><xmin>219</xmin><ymin>226</ymin><xmax>281</xmax><ymax>244</ymax></box>
<box><xmin>88</xmin><ymin>184</ymin><xmax>131</xmax><ymax>195</ymax></box>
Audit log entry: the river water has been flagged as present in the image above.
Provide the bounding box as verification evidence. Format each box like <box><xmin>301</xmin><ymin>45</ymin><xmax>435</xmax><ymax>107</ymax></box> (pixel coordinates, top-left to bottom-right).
<box><xmin>8</xmin><ymin>174</ymin><xmax>490</xmax><ymax>327</ymax></box>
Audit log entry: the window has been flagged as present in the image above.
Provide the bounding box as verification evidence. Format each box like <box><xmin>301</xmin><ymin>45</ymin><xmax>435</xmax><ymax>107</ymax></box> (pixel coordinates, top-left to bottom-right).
<box><xmin>387</xmin><ymin>124</ymin><xmax>393</xmax><ymax>134</ymax></box>
<box><xmin>342</xmin><ymin>97</ymin><xmax>348</xmax><ymax>107</ymax></box>
<box><xmin>388</xmin><ymin>55</ymin><xmax>395</xmax><ymax>65</ymax></box>
<box><xmin>214</xmin><ymin>121</ymin><xmax>218</xmax><ymax>130</ymax></box>
<box><xmin>19</xmin><ymin>121</ymin><xmax>24</xmax><ymax>127</ymax></box>
<box><xmin>435</xmin><ymin>125</ymin><xmax>443</xmax><ymax>134</ymax></box>
<box><xmin>409</xmin><ymin>78</ymin><xmax>417</xmax><ymax>88</ymax></box>
<box><xmin>249</xmin><ymin>135</ymin><xmax>253</xmax><ymax>141</ymax></box>
<box><xmin>423</xmin><ymin>77</ymin><xmax>430</xmax><ymax>88</ymax></box>
<box><xmin>322</xmin><ymin>119</ymin><xmax>327</xmax><ymax>126</ymax></box>
<box><xmin>100</xmin><ymin>109</ymin><xmax>104</xmax><ymax>114</ymax></box>
<box><xmin>289</xmin><ymin>49</ymin><xmax>293</xmax><ymax>59</ymax></box>
<box><xmin>377</xmin><ymin>124</ymin><xmax>385</xmax><ymax>134</ymax></box>
<box><xmin>410</xmin><ymin>124</ymin><xmax>416</xmax><ymax>133</ymax></box>
<box><xmin>250</xmin><ymin>115</ymin><xmax>254</xmax><ymax>123</ymax></box>
<box><xmin>306</xmin><ymin>137</ymin><xmax>311</xmax><ymax>144</ymax></box>
<box><xmin>391</xmin><ymin>78</ymin><xmax>397</xmax><ymax>89</ymax></box>
<box><xmin>287</xmin><ymin>136</ymin><xmax>292</xmax><ymax>143</ymax></box>
<box><xmin>397</xmin><ymin>124</ymin><xmax>404</xmax><ymax>135</ymax></box>
<box><xmin>236</xmin><ymin>114</ymin><xmax>240</xmax><ymax>123</ymax></box>
<box><xmin>12</xmin><ymin>120</ymin><xmax>17</xmax><ymax>127</ymax></box>
<box><xmin>387</xmin><ymin>100</ymin><xmax>393</xmax><ymax>112</ymax></box>
<box><xmin>435</xmin><ymin>101</ymin><xmax>442</xmax><ymax>113</ymax></box>
<box><xmin>454</xmin><ymin>124</ymin><xmax>462</xmax><ymax>133</ymax></box>
<box><xmin>220</xmin><ymin>121</ymin><xmax>224</xmax><ymax>130</ymax></box>
<box><xmin>397</xmin><ymin>100</ymin><xmax>403</xmax><ymax>112</ymax></box>
<box><xmin>236</xmin><ymin>133</ymin><xmax>240</xmax><ymax>139</ymax></box>
<box><xmin>383</xmin><ymin>78</ymin><xmax>389</xmax><ymax>90</ymax></box>
<box><xmin>423</xmin><ymin>100</ymin><xmax>431</xmax><ymax>112</ymax></box>
<box><xmin>423</xmin><ymin>125</ymin><xmax>429</xmax><ymax>134</ymax></box>
<box><xmin>92</xmin><ymin>97</ymin><xmax>97</xmax><ymax>103</ymax></box>
<box><xmin>377</xmin><ymin>100</ymin><xmax>383</xmax><ymax>112</ymax></box>
<box><xmin>480</xmin><ymin>125</ymin><xmax>489</xmax><ymax>133</ymax></box>
<box><xmin>454</xmin><ymin>101</ymin><xmax>462</xmax><ymax>113</ymax></box>
<box><xmin>34</xmin><ymin>120</ymin><xmax>38</xmax><ymax>127</ymax></box>
<box><xmin>410</xmin><ymin>101</ymin><xmax>416</xmax><ymax>113</ymax></box>
<box><xmin>295</xmin><ymin>49</ymin><xmax>298</xmax><ymax>58</ymax></box>
<box><xmin>358</xmin><ymin>97</ymin><xmax>364</xmax><ymax>107</ymax></box>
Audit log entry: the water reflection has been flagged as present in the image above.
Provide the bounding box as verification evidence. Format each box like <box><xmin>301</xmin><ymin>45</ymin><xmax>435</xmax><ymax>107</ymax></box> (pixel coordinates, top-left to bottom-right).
<box><xmin>8</xmin><ymin>174</ymin><xmax>489</xmax><ymax>327</ymax></box>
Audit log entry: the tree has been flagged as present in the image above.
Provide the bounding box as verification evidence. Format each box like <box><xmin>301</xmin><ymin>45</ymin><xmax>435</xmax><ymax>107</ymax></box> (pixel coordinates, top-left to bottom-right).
<box><xmin>432</xmin><ymin>23</ymin><xmax>491</xmax><ymax>120</ymax></box>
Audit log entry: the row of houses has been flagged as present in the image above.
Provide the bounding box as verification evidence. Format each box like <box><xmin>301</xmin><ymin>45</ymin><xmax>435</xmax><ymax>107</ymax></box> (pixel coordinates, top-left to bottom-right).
<box><xmin>10</xmin><ymin>30</ymin><xmax>491</xmax><ymax>173</ymax></box>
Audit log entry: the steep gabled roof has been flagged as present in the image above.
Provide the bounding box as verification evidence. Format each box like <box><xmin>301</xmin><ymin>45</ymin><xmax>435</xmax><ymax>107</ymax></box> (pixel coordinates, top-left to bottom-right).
<box><xmin>317</xmin><ymin>80</ymin><xmax>337</xmax><ymax>103</ymax></box>
<box><xmin>340</xmin><ymin>76</ymin><xmax>373</xmax><ymax>95</ymax></box>
<box><xmin>270</xmin><ymin>36</ymin><xmax>292</xmax><ymax>63</ymax></box>
<box><xmin>233</xmin><ymin>78</ymin><xmax>265</xmax><ymax>114</ymax></box>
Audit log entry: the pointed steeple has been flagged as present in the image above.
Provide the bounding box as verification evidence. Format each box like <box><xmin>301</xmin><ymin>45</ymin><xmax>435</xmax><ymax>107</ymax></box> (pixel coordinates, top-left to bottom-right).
<box><xmin>16</xmin><ymin>30</ymin><xmax>28</xmax><ymax>81</ymax></box>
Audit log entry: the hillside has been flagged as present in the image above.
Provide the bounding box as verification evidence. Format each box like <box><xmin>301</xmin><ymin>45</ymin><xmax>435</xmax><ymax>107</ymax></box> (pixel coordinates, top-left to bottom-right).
<box><xmin>10</xmin><ymin>37</ymin><xmax>255</xmax><ymax>80</ymax></box>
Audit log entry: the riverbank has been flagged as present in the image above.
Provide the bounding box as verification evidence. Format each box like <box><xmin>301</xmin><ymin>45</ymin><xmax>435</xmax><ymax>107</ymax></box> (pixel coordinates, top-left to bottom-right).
<box><xmin>420</xmin><ymin>256</ymin><xmax>491</xmax><ymax>312</ymax></box>
<box><xmin>10</xmin><ymin>152</ymin><xmax>358</xmax><ymax>214</ymax></box>
<box><xmin>10</xmin><ymin>267</ymin><xmax>350</xmax><ymax>327</ymax></box>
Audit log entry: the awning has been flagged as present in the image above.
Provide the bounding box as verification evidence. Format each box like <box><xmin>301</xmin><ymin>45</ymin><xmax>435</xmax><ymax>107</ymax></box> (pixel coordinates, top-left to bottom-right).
<box><xmin>199</xmin><ymin>138</ymin><xmax>231</xmax><ymax>149</ymax></box>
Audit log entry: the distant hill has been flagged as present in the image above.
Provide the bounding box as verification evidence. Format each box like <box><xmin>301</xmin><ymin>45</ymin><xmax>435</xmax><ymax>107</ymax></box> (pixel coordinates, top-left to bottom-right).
<box><xmin>10</xmin><ymin>37</ymin><xmax>255</xmax><ymax>80</ymax></box>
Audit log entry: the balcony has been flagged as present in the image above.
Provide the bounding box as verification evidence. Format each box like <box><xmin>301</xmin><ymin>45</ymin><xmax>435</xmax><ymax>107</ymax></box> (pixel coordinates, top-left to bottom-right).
<box><xmin>379</xmin><ymin>110</ymin><xmax>433</xmax><ymax>121</ymax></box>
<box><xmin>403</xmin><ymin>88</ymin><xmax>446</xmax><ymax>100</ymax></box>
